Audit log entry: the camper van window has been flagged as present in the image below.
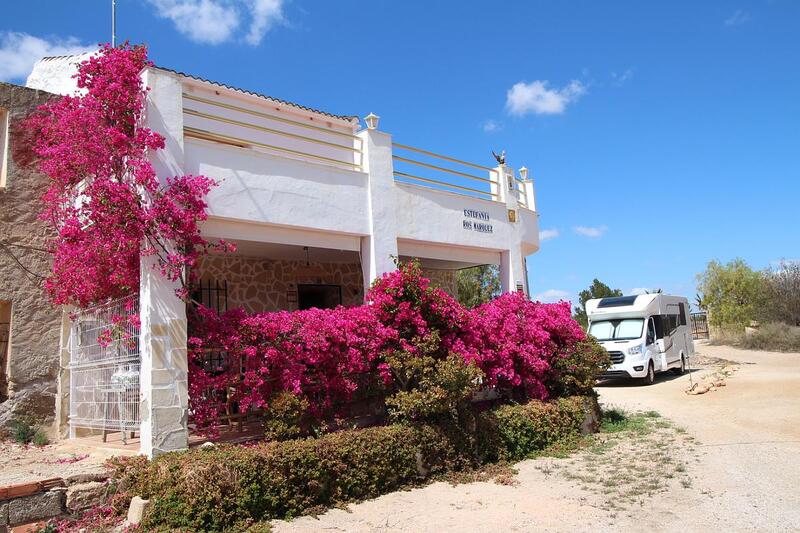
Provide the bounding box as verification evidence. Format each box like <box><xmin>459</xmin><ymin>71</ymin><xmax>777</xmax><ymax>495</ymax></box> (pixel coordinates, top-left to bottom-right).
<box><xmin>588</xmin><ymin>318</ymin><xmax>644</xmax><ymax>341</ymax></box>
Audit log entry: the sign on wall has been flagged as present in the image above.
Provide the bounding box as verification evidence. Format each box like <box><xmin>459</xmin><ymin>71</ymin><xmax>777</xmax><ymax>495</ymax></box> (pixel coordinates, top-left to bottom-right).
<box><xmin>462</xmin><ymin>209</ymin><xmax>493</xmax><ymax>234</ymax></box>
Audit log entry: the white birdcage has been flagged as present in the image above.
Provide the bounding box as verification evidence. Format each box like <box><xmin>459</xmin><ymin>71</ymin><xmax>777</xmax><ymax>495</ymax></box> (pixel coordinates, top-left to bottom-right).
<box><xmin>69</xmin><ymin>294</ymin><xmax>140</xmax><ymax>443</ymax></box>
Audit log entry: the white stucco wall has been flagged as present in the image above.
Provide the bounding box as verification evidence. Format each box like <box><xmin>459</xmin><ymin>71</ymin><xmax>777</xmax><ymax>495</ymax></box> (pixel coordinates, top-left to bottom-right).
<box><xmin>186</xmin><ymin>139</ymin><xmax>370</xmax><ymax>235</ymax></box>
<box><xmin>25</xmin><ymin>54</ymin><xmax>94</xmax><ymax>95</ymax></box>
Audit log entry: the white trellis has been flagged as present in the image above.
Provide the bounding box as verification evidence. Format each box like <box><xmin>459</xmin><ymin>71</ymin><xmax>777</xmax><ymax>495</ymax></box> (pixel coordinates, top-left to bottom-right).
<box><xmin>69</xmin><ymin>294</ymin><xmax>140</xmax><ymax>443</ymax></box>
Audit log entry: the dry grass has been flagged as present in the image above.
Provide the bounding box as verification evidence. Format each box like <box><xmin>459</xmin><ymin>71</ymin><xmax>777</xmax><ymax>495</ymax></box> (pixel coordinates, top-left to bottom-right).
<box><xmin>533</xmin><ymin>408</ymin><xmax>697</xmax><ymax>514</ymax></box>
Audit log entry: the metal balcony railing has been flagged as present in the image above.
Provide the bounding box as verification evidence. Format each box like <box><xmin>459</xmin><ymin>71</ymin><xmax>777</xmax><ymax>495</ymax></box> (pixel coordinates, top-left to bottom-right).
<box><xmin>182</xmin><ymin>93</ymin><xmax>363</xmax><ymax>172</ymax></box>
<box><xmin>391</xmin><ymin>143</ymin><xmax>500</xmax><ymax>202</ymax></box>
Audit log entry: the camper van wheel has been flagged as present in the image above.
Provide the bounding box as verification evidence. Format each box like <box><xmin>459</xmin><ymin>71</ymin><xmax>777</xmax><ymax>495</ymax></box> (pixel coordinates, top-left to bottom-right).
<box><xmin>672</xmin><ymin>355</ymin><xmax>686</xmax><ymax>375</ymax></box>
<box><xmin>641</xmin><ymin>361</ymin><xmax>655</xmax><ymax>385</ymax></box>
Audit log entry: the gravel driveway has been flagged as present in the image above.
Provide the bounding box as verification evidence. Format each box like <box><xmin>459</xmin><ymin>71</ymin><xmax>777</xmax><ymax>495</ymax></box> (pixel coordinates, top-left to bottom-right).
<box><xmin>272</xmin><ymin>342</ymin><xmax>800</xmax><ymax>532</ymax></box>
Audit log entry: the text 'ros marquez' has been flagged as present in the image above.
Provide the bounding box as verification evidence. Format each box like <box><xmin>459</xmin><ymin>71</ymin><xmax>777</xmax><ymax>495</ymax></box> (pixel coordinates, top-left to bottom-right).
<box><xmin>462</xmin><ymin>209</ymin><xmax>493</xmax><ymax>234</ymax></box>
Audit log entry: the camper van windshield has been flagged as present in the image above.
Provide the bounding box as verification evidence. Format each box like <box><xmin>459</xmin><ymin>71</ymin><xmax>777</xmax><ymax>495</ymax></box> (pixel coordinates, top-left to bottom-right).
<box><xmin>589</xmin><ymin>319</ymin><xmax>645</xmax><ymax>341</ymax></box>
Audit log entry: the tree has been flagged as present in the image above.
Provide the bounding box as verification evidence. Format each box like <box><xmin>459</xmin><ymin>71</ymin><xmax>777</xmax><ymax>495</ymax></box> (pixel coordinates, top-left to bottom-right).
<box><xmin>456</xmin><ymin>265</ymin><xmax>501</xmax><ymax>308</ymax></box>
<box><xmin>696</xmin><ymin>259</ymin><xmax>766</xmax><ymax>329</ymax></box>
<box><xmin>761</xmin><ymin>260</ymin><xmax>800</xmax><ymax>326</ymax></box>
<box><xmin>573</xmin><ymin>279</ymin><xmax>623</xmax><ymax>329</ymax></box>
<box><xmin>23</xmin><ymin>44</ymin><xmax>230</xmax><ymax>307</ymax></box>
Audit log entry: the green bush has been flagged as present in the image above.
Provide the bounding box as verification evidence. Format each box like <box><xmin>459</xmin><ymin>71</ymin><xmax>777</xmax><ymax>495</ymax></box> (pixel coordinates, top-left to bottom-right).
<box><xmin>110</xmin><ymin>396</ymin><xmax>595</xmax><ymax>532</ymax></box>
<box><xmin>386</xmin><ymin>354</ymin><xmax>482</xmax><ymax>424</ymax></box>
<box><xmin>547</xmin><ymin>337</ymin><xmax>611</xmax><ymax>397</ymax></box>
<box><xmin>263</xmin><ymin>392</ymin><xmax>311</xmax><ymax>441</ymax></box>
<box><xmin>9</xmin><ymin>419</ymin><xmax>49</xmax><ymax>446</ymax></box>
<box><xmin>489</xmin><ymin>397</ymin><xmax>590</xmax><ymax>461</ymax></box>
<box><xmin>740</xmin><ymin>322</ymin><xmax>800</xmax><ymax>352</ymax></box>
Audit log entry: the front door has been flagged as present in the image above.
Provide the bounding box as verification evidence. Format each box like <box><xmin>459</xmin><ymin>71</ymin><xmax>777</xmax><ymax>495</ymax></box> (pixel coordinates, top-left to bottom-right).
<box><xmin>298</xmin><ymin>284</ymin><xmax>342</xmax><ymax>310</ymax></box>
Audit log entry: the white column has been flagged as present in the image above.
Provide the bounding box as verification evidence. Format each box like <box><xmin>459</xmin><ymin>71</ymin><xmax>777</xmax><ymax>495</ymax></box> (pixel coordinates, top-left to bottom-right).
<box><xmin>500</xmin><ymin>247</ymin><xmax>528</xmax><ymax>295</ymax></box>
<box><xmin>495</xmin><ymin>164</ymin><xmax>529</xmax><ymax>296</ymax></box>
<box><xmin>138</xmin><ymin>67</ymin><xmax>189</xmax><ymax>457</ymax></box>
<box><xmin>357</xmin><ymin>120</ymin><xmax>399</xmax><ymax>296</ymax></box>
<box><xmin>139</xmin><ymin>256</ymin><xmax>188</xmax><ymax>457</ymax></box>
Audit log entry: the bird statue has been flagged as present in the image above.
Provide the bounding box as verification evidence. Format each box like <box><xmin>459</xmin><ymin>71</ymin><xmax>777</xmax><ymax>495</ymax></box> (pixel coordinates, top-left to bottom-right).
<box><xmin>492</xmin><ymin>150</ymin><xmax>506</xmax><ymax>165</ymax></box>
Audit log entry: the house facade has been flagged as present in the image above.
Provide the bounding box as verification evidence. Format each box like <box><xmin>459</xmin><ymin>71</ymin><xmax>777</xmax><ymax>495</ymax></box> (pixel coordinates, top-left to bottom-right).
<box><xmin>27</xmin><ymin>56</ymin><xmax>540</xmax><ymax>456</ymax></box>
<box><xmin>0</xmin><ymin>82</ymin><xmax>62</xmax><ymax>434</ymax></box>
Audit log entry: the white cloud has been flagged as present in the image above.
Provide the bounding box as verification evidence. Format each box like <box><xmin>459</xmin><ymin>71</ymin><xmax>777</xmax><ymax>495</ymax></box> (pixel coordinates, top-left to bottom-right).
<box><xmin>533</xmin><ymin>289</ymin><xmax>570</xmax><ymax>303</ymax></box>
<box><xmin>539</xmin><ymin>228</ymin><xmax>559</xmax><ymax>241</ymax></box>
<box><xmin>246</xmin><ymin>0</ymin><xmax>284</xmax><ymax>45</ymax></box>
<box><xmin>573</xmin><ymin>225</ymin><xmax>608</xmax><ymax>238</ymax></box>
<box><xmin>482</xmin><ymin>119</ymin><xmax>501</xmax><ymax>133</ymax></box>
<box><xmin>611</xmin><ymin>68</ymin><xmax>633</xmax><ymax>86</ymax></box>
<box><xmin>0</xmin><ymin>32</ymin><xmax>94</xmax><ymax>82</ymax></box>
<box><xmin>725</xmin><ymin>9</ymin><xmax>750</xmax><ymax>26</ymax></box>
<box><xmin>506</xmin><ymin>79</ymin><xmax>586</xmax><ymax>116</ymax></box>
<box><xmin>147</xmin><ymin>0</ymin><xmax>284</xmax><ymax>45</ymax></box>
<box><xmin>148</xmin><ymin>0</ymin><xmax>240</xmax><ymax>44</ymax></box>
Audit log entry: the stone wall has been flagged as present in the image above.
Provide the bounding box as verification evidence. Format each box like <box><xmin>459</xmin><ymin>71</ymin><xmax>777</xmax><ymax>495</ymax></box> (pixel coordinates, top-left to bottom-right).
<box><xmin>0</xmin><ymin>82</ymin><xmax>61</xmax><ymax>433</ymax></box>
<box><xmin>421</xmin><ymin>268</ymin><xmax>458</xmax><ymax>297</ymax></box>
<box><xmin>195</xmin><ymin>255</ymin><xmax>365</xmax><ymax>313</ymax></box>
<box><xmin>193</xmin><ymin>256</ymin><xmax>460</xmax><ymax>314</ymax></box>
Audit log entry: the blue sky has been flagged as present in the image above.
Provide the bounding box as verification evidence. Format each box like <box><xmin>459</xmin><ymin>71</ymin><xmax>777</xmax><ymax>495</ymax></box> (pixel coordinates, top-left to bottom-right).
<box><xmin>2</xmin><ymin>1</ymin><xmax>799</xmax><ymax>307</ymax></box>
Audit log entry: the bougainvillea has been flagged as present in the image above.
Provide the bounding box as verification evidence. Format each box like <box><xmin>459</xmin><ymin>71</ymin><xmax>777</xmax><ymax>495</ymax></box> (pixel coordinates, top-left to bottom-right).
<box><xmin>467</xmin><ymin>292</ymin><xmax>586</xmax><ymax>400</ymax></box>
<box><xmin>188</xmin><ymin>303</ymin><xmax>397</xmax><ymax>433</ymax></box>
<box><xmin>189</xmin><ymin>261</ymin><xmax>597</xmax><ymax>434</ymax></box>
<box><xmin>24</xmin><ymin>43</ymin><xmax>229</xmax><ymax>307</ymax></box>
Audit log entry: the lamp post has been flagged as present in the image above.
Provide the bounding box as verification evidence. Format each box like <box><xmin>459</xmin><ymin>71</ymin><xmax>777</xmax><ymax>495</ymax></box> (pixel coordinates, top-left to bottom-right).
<box><xmin>519</xmin><ymin>166</ymin><xmax>528</xmax><ymax>181</ymax></box>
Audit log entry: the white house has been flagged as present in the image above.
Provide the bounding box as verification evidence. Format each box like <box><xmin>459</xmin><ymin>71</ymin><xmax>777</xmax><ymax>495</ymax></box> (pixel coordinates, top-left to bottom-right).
<box><xmin>27</xmin><ymin>55</ymin><xmax>540</xmax><ymax>456</ymax></box>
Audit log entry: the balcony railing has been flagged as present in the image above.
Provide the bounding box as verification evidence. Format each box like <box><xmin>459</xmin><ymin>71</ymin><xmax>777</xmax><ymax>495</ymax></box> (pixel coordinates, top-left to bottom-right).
<box><xmin>391</xmin><ymin>143</ymin><xmax>500</xmax><ymax>202</ymax></box>
<box><xmin>182</xmin><ymin>92</ymin><xmax>363</xmax><ymax>172</ymax></box>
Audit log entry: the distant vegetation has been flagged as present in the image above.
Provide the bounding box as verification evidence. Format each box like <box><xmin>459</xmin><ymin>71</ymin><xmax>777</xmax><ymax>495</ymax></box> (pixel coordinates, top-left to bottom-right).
<box><xmin>697</xmin><ymin>259</ymin><xmax>800</xmax><ymax>352</ymax></box>
<box><xmin>572</xmin><ymin>279</ymin><xmax>623</xmax><ymax>329</ymax></box>
<box><xmin>456</xmin><ymin>265</ymin><xmax>501</xmax><ymax>308</ymax></box>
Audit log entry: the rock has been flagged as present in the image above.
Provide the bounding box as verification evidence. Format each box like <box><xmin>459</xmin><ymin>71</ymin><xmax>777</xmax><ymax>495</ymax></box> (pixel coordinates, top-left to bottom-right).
<box><xmin>8</xmin><ymin>491</ymin><xmax>64</xmax><ymax>526</ymax></box>
<box><xmin>1</xmin><ymin>500</ymin><xmax>9</xmax><ymax>527</ymax></box>
<box><xmin>127</xmin><ymin>496</ymin><xmax>150</xmax><ymax>525</ymax></box>
<box><xmin>66</xmin><ymin>481</ymin><xmax>107</xmax><ymax>513</ymax></box>
<box><xmin>200</xmin><ymin>441</ymin><xmax>216</xmax><ymax>449</ymax></box>
<box><xmin>64</xmin><ymin>470</ymin><xmax>110</xmax><ymax>486</ymax></box>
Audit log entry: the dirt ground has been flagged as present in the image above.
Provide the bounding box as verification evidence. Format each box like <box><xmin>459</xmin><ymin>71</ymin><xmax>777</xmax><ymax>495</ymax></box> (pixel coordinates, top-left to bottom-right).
<box><xmin>272</xmin><ymin>342</ymin><xmax>800</xmax><ymax>532</ymax></box>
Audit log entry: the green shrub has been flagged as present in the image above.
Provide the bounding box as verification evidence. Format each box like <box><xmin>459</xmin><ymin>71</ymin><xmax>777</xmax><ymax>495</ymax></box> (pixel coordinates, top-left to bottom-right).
<box><xmin>547</xmin><ymin>337</ymin><xmax>611</xmax><ymax>397</ymax></box>
<box><xmin>740</xmin><ymin>322</ymin><xmax>800</xmax><ymax>352</ymax></box>
<box><xmin>110</xmin><ymin>396</ymin><xmax>596</xmax><ymax>532</ymax></box>
<box><xmin>386</xmin><ymin>354</ymin><xmax>482</xmax><ymax>424</ymax></box>
<box><xmin>9</xmin><ymin>419</ymin><xmax>49</xmax><ymax>446</ymax></box>
<box><xmin>263</xmin><ymin>392</ymin><xmax>310</xmax><ymax>441</ymax></box>
<box><xmin>489</xmin><ymin>396</ymin><xmax>589</xmax><ymax>461</ymax></box>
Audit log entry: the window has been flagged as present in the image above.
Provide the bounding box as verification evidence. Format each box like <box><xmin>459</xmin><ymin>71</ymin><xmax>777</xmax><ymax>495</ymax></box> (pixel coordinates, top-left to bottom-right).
<box><xmin>0</xmin><ymin>107</ymin><xmax>8</xmax><ymax>188</ymax></box>
<box><xmin>679</xmin><ymin>303</ymin><xmax>688</xmax><ymax>326</ymax></box>
<box><xmin>588</xmin><ymin>318</ymin><xmax>644</xmax><ymax>341</ymax></box>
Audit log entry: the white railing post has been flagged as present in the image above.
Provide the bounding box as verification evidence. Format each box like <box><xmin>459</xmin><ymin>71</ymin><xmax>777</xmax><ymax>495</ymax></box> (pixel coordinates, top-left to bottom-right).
<box><xmin>357</xmin><ymin>114</ymin><xmax>400</xmax><ymax>297</ymax></box>
<box><xmin>518</xmin><ymin>166</ymin><xmax>536</xmax><ymax>211</ymax></box>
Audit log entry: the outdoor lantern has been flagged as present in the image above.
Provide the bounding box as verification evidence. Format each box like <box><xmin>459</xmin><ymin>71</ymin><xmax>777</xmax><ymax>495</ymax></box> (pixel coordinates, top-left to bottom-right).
<box><xmin>519</xmin><ymin>166</ymin><xmax>529</xmax><ymax>181</ymax></box>
<box><xmin>364</xmin><ymin>112</ymin><xmax>380</xmax><ymax>130</ymax></box>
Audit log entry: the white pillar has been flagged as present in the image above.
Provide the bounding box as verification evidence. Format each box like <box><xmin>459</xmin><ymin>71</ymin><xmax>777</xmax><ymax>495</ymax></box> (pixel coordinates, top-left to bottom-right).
<box><xmin>139</xmin><ymin>256</ymin><xmax>188</xmax><ymax>457</ymax></box>
<box><xmin>138</xmin><ymin>67</ymin><xmax>189</xmax><ymax>457</ymax></box>
<box><xmin>357</xmin><ymin>120</ymin><xmax>399</xmax><ymax>296</ymax></box>
<box><xmin>495</xmin><ymin>164</ymin><xmax>529</xmax><ymax>296</ymax></box>
<box><xmin>500</xmin><ymin>247</ymin><xmax>528</xmax><ymax>295</ymax></box>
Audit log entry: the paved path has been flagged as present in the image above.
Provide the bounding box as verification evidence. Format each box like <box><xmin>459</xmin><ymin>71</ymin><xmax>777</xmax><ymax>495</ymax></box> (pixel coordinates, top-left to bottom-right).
<box><xmin>273</xmin><ymin>342</ymin><xmax>800</xmax><ymax>532</ymax></box>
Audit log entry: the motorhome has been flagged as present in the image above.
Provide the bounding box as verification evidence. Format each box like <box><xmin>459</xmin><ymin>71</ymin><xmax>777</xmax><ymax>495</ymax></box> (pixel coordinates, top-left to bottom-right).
<box><xmin>586</xmin><ymin>294</ymin><xmax>694</xmax><ymax>384</ymax></box>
